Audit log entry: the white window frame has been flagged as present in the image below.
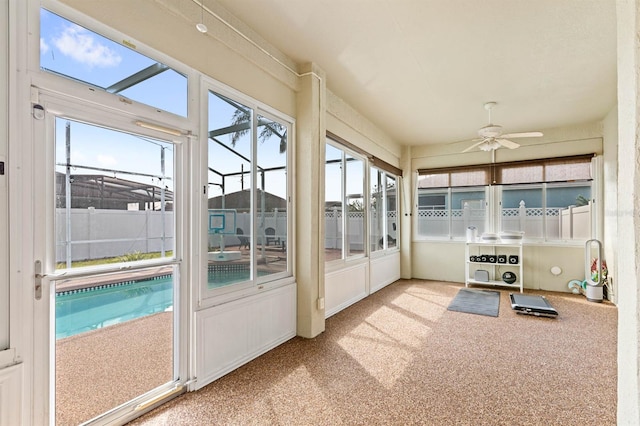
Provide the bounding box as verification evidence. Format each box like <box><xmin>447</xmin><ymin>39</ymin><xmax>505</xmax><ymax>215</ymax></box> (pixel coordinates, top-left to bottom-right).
<box><xmin>199</xmin><ymin>78</ymin><xmax>294</xmax><ymax>305</ymax></box>
<box><xmin>369</xmin><ymin>167</ymin><xmax>400</xmax><ymax>256</ymax></box>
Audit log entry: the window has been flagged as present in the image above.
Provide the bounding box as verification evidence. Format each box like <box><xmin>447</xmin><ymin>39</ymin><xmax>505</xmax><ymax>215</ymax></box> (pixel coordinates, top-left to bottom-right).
<box><xmin>325</xmin><ymin>136</ymin><xmax>400</xmax><ymax>263</ymax></box>
<box><xmin>370</xmin><ymin>168</ymin><xmax>398</xmax><ymax>252</ymax></box>
<box><xmin>55</xmin><ymin>118</ymin><xmax>175</xmax><ymax>269</ymax></box>
<box><xmin>325</xmin><ymin>140</ymin><xmax>366</xmax><ymax>263</ymax></box>
<box><xmin>40</xmin><ymin>8</ymin><xmax>188</xmax><ymax>116</ymax></box>
<box><xmin>417</xmin><ymin>166</ymin><xmax>488</xmax><ymax>239</ymax></box>
<box><xmin>417</xmin><ymin>155</ymin><xmax>594</xmax><ymax>242</ymax></box>
<box><xmin>206</xmin><ymin>89</ymin><xmax>290</xmax><ymax>291</ymax></box>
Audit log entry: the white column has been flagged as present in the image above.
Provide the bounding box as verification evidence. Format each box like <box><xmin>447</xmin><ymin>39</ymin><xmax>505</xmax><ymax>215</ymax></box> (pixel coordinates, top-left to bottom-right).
<box><xmin>616</xmin><ymin>0</ymin><xmax>640</xmax><ymax>423</ymax></box>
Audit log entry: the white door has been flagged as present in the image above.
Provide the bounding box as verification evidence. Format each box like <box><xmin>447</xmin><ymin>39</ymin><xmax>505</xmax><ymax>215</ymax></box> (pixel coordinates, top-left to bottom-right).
<box><xmin>32</xmin><ymin>92</ymin><xmax>187</xmax><ymax>425</ymax></box>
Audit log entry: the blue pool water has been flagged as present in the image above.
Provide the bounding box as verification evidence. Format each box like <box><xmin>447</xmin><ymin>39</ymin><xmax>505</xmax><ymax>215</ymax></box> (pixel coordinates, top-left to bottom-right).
<box><xmin>55</xmin><ymin>276</ymin><xmax>173</xmax><ymax>339</ymax></box>
<box><xmin>56</xmin><ymin>269</ymin><xmax>272</xmax><ymax>339</ymax></box>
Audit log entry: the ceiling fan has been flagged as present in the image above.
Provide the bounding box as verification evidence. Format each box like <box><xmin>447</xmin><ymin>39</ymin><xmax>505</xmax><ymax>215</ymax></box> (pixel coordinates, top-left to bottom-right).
<box><xmin>463</xmin><ymin>102</ymin><xmax>543</xmax><ymax>152</ymax></box>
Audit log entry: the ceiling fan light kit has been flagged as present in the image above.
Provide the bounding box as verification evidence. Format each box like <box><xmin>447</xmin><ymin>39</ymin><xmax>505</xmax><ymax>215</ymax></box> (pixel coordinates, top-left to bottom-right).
<box><xmin>463</xmin><ymin>102</ymin><xmax>543</xmax><ymax>152</ymax></box>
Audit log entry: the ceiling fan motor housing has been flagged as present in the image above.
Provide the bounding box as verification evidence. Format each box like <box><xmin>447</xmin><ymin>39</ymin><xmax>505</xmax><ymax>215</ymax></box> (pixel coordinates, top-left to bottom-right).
<box><xmin>478</xmin><ymin>124</ymin><xmax>502</xmax><ymax>138</ymax></box>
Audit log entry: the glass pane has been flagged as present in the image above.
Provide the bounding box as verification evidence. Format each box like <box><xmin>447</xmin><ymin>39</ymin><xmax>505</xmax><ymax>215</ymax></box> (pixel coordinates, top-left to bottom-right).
<box><xmin>345</xmin><ymin>155</ymin><xmax>364</xmax><ymax>256</ymax></box>
<box><xmin>370</xmin><ymin>168</ymin><xmax>383</xmax><ymax>252</ymax></box>
<box><xmin>325</xmin><ymin>144</ymin><xmax>343</xmax><ymax>262</ymax></box>
<box><xmin>548</xmin><ymin>184</ymin><xmax>592</xmax><ymax>240</ymax></box>
<box><xmin>55</xmin><ymin>118</ymin><xmax>174</xmax><ymax>269</ymax></box>
<box><xmin>501</xmin><ymin>186</ymin><xmax>543</xmax><ymax>238</ymax></box>
<box><xmin>40</xmin><ymin>9</ymin><xmax>187</xmax><ymax>116</ymax></box>
<box><xmin>417</xmin><ymin>190</ymin><xmax>449</xmax><ymax>237</ymax></box>
<box><xmin>55</xmin><ymin>266</ymin><xmax>175</xmax><ymax>425</ymax></box>
<box><xmin>207</xmin><ymin>91</ymin><xmax>252</xmax><ymax>288</ymax></box>
<box><xmin>256</xmin><ymin>115</ymin><xmax>287</xmax><ymax>278</ymax></box>
<box><xmin>386</xmin><ymin>175</ymin><xmax>398</xmax><ymax>248</ymax></box>
<box><xmin>452</xmin><ymin>188</ymin><xmax>485</xmax><ymax>237</ymax></box>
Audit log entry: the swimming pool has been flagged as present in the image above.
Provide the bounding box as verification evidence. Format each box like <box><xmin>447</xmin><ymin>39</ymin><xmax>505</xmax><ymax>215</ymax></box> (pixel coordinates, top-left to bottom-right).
<box><xmin>56</xmin><ymin>269</ymin><xmax>275</xmax><ymax>339</ymax></box>
<box><xmin>55</xmin><ymin>276</ymin><xmax>173</xmax><ymax>339</ymax></box>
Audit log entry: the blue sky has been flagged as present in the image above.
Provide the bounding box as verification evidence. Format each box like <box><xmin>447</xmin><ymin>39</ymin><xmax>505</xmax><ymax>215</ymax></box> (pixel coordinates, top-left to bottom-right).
<box><xmin>41</xmin><ymin>8</ymin><xmax>288</xmax><ymax>200</ymax></box>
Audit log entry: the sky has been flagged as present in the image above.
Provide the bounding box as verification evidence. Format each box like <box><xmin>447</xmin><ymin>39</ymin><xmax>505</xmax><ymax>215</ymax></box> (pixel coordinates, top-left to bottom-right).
<box><xmin>41</xmin><ymin>8</ymin><xmax>288</xmax><ymax>201</ymax></box>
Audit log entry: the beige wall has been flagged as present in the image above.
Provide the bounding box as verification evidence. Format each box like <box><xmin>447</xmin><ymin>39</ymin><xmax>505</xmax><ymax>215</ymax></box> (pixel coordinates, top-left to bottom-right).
<box><xmin>326</xmin><ymin>90</ymin><xmax>402</xmax><ymax>166</ymax></box>
<box><xmin>412</xmin><ymin>120</ymin><xmax>603</xmax><ymax>170</ymax></box>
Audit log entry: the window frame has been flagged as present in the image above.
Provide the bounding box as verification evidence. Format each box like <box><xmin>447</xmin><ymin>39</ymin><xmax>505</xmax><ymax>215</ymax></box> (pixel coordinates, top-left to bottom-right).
<box><xmin>325</xmin><ymin>135</ymin><xmax>401</xmax><ymax>266</ymax></box>
<box><xmin>33</xmin><ymin>0</ymin><xmax>194</xmax><ymax>132</ymax></box>
<box><xmin>415</xmin><ymin>155</ymin><xmax>596</xmax><ymax>245</ymax></box>
<box><xmin>200</xmin><ymin>79</ymin><xmax>294</xmax><ymax>303</ymax></box>
<box><xmin>369</xmin><ymin>166</ymin><xmax>400</xmax><ymax>256</ymax></box>
<box><xmin>324</xmin><ymin>139</ymin><xmax>367</xmax><ymax>264</ymax></box>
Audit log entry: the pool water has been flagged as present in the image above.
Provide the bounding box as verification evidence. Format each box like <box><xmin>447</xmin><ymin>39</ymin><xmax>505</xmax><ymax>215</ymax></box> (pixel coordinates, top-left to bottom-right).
<box><xmin>55</xmin><ymin>276</ymin><xmax>173</xmax><ymax>339</ymax></box>
<box><xmin>56</xmin><ymin>270</ymin><xmax>276</xmax><ymax>339</ymax></box>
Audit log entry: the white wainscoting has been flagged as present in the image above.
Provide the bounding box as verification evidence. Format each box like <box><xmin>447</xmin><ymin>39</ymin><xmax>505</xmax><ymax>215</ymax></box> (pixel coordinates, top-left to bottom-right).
<box><xmin>0</xmin><ymin>363</ymin><xmax>23</xmax><ymax>426</ymax></box>
<box><xmin>195</xmin><ymin>283</ymin><xmax>296</xmax><ymax>390</ymax></box>
<box><xmin>370</xmin><ymin>251</ymin><xmax>401</xmax><ymax>293</ymax></box>
<box><xmin>325</xmin><ymin>262</ymin><xmax>368</xmax><ymax>318</ymax></box>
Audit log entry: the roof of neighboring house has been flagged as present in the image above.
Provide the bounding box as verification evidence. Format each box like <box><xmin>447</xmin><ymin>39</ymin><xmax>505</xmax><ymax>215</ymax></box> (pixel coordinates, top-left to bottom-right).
<box><xmin>208</xmin><ymin>189</ymin><xmax>287</xmax><ymax>211</ymax></box>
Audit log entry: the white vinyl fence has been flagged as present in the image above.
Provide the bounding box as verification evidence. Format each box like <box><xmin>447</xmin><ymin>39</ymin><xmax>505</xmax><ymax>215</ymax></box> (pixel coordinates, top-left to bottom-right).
<box><xmin>416</xmin><ymin>200</ymin><xmax>590</xmax><ymax>239</ymax></box>
<box><xmin>56</xmin><ymin>208</ymin><xmax>174</xmax><ymax>263</ymax></box>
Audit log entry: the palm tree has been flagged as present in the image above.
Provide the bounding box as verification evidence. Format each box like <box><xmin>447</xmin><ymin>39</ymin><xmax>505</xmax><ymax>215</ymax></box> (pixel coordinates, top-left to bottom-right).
<box><xmin>230</xmin><ymin>109</ymin><xmax>287</xmax><ymax>154</ymax></box>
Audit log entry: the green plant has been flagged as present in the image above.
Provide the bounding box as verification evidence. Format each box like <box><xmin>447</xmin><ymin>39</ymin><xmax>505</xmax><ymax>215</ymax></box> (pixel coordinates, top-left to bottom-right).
<box><xmin>576</xmin><ymin>195</ymin><xmax>589</xmax><ymax>207</ymax></box>
<box><xmin>117</xmin><ymin>251</ymin><xmax>150</xmax><ymax>262</ymax></box>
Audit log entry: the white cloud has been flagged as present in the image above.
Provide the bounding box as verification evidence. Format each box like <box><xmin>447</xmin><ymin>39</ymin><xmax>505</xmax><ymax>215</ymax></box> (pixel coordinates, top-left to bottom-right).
<box><xmin>97</xmin><ymin>154</ymin><xmax>117</xmax><ymax>167</ymax></box>
<box><xmin>40</xmin><ymin>38</ymin><xmax>49</xmax><ymax>54</ymax></box>
<box><xmin>53</xmin><ymin>24</ymin><xmax>122</xmax><ymax>68</ymax></box>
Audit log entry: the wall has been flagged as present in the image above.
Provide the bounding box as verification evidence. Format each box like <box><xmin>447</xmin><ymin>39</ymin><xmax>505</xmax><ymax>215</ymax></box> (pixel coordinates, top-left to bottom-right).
<box><xmin>326</xmin><ymin>90</ymin><xmax>402</xmax><ymax>166</ymax></box>
<box><xmin>412</xmin><ymin>121</ymin><xmax>603</xmax><ymax>169</ymax></box>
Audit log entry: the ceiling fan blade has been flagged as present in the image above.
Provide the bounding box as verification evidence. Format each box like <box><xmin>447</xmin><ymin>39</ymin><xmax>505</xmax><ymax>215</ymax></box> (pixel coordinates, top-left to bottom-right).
<box><xmin>496</xmin><ymin>138</ymin><xmax>520</xmax><ymax>149</ymax></box>
<box><xmin>501</xmin><ymin>131</ymin><xmax>543</xmax><ymax>138</ymax></box>
<box><xmin>462</xmin><ymin>139</ymin><xmax>488</xmax><ymax>153</ymax></box>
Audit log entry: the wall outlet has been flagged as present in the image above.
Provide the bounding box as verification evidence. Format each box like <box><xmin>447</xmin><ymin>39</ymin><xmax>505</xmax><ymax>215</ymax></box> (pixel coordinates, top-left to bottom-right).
<box><xmin>317</xmin><ymin>298</ymin><xmax>325</xmax><ymax>310</ymax></box>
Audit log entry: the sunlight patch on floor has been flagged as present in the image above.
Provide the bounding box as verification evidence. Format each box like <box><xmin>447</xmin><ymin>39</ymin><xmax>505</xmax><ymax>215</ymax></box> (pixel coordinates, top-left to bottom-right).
<box><xmin>267</xmin><ymin>365</ymin><xmax>341</xmax><ymax>423</ymax></box>
<box><xmin>338</xmin><ymin>304</ymin><xmax>431</xmax><ymax>389</ymax></box>
<box><xmin>390</xmin><ymin>289</ymin><xmax>449</xmax><ymax>322</ymax></box>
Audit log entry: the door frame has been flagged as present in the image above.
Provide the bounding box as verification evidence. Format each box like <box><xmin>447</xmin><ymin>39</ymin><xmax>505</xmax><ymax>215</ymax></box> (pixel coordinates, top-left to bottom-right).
<box><xmin>30</xmin><ymin>88</ymin><xmax>191</xmax><ymax>425</ymax></box>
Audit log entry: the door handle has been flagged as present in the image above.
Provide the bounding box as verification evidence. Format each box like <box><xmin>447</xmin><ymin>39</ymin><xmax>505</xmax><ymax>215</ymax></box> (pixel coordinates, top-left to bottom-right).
<box><xmin>34</xmin><ymin>260</ymin><xmax>46</xmax><ymax>300</ymax></box>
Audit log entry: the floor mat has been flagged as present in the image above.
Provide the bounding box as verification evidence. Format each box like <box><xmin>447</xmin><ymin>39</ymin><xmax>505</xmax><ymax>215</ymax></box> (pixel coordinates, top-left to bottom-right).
<box><xmin>447</xmin><ymin>288</ymin><xmax>500</xmax><ymax>317</ymax></box>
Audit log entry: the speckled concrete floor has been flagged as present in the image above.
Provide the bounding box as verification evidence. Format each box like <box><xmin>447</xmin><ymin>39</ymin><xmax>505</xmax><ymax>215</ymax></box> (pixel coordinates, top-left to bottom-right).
<box><xmin>126</xmin><ymin>280</ymin><xmax>617</xmax><ymax>426</ymax></box>
<box><xmin>56</xmin><ymin>312</ymin><xmax>173</xmax><ymax>426</ymax></box>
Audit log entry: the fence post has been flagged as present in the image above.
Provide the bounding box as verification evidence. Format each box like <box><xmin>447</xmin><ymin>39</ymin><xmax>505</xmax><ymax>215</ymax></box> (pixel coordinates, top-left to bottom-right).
<box><xmin>519</xmin><ymin>200</ymin><xmax>526</xmax><ymax>231</ymax></box>
<box><xmin>333</xmin><ymin>207</ymin><xmax>339</xmax><ymax>249</ymax></box>
<box><xmin>87</xmin><ymin>207</ymin><xmax>96</xmax><ymax>263</ymax></box>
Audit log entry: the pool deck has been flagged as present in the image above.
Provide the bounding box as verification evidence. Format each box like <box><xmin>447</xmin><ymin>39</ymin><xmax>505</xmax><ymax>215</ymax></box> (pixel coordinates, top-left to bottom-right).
<box><xmin>54</xmin><ymin>244</ymin><xmax>286</xmax><ymax>293</ymax></box>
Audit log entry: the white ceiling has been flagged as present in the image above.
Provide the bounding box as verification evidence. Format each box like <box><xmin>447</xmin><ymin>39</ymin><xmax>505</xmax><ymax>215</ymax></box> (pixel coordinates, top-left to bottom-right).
<box><xmin>213</xmin><ymin>0</ymin><xmax>617</xmax><ymax>146</ymax></box>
